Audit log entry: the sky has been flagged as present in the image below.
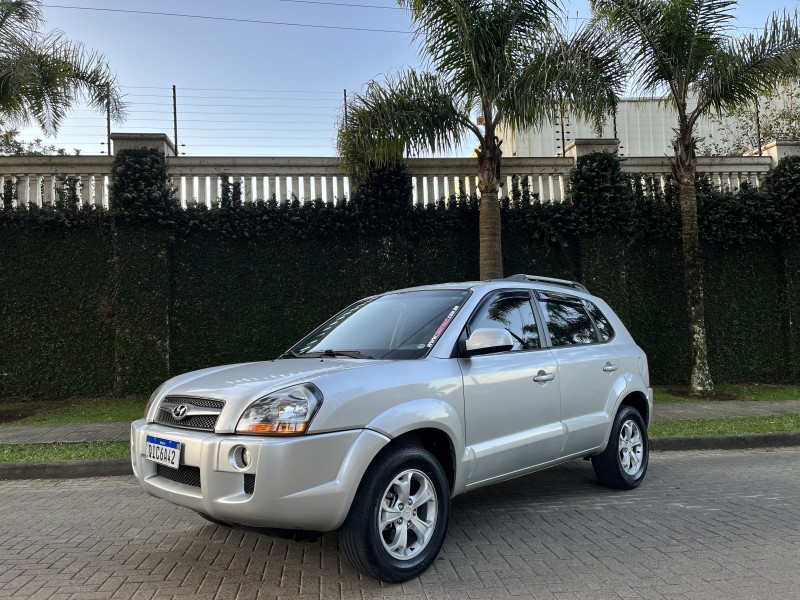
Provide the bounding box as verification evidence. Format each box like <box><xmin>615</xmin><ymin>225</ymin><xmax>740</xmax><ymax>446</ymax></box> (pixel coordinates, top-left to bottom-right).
<box><xmin>14</xmin><ymin>0</ymin><xmax>800</xmax><ymax>157</ymax></box>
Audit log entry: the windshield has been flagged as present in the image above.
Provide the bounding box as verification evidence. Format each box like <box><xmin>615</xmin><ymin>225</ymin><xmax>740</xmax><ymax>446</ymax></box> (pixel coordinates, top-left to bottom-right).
<box><xmin>287</xmin><ymin>289</ymin><xmax>471</xmax><ymax>360</ymax></box>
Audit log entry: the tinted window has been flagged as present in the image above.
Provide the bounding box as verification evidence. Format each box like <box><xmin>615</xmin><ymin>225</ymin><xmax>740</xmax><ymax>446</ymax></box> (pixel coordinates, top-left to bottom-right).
<box><xmin>471</xmin><ymin>295</ymin><xmax>540</xmax><ymax>351</ymax></box>
<box><xmin>538</xmin><ymin>293</ymin><xmax>597</xmax><ymax>346</ymax></box>
<box><xmin>289</xmin><ymin>289</ymin><xmax>470</xmax><ymax>360</ymax></box>
<box><xmin>583</xmin><ymin>300</ymin><xmax>614</xmax><ymax>342</ymax></box>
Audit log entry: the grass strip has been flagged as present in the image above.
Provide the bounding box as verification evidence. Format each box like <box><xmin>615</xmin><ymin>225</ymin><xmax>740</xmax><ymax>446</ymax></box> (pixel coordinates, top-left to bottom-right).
<box><xmin>654</xmin><ymin>384</ymin><xmax>800</xmax><ymax>403</ymax></box>
<box><xmin>0</xmin><ymin>441</ymin><xmax>130</xmax><ymax>463</ymax></box>
<box><xmin>653</xmin><ymin>388</ymin><xmax>691</xmax><ymax>403</ymax></box>
<box><xmin>649</xmin><ymin>413</ymin><xmax>800</xmax><ymax>437</ymax></box>
<box><xmin>0</xmin><ymin>396</ymin><xmax>147</xmax><ymax>426</ymax></box>
<box><xmin>721</xmin><ymin>384</ymin><xmax>800</xmax><ymax>401</ymax></box>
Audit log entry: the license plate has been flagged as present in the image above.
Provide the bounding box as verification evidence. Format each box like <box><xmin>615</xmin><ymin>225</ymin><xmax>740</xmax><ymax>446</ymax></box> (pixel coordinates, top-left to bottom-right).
<box><xmin>145</xmin><ymin>435</ymin><xmax>181</xmax><ymax>469</ymax></box>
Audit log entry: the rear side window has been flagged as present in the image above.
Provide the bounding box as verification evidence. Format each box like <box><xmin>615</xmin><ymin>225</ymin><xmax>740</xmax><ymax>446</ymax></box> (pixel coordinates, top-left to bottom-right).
<box><xmin>470</xmin><ymin>294</ymin><xmax>541</xmax><ymax>351</ymax></box>
<box><xmin>583</xmin><ymin>300</ymin><xmax>615</xmax><ymax>342</ymax></box>
<box><xmin>538</xmin><ymin>292</ymin><xmax>597</xmax><ymax>346</ymax></box>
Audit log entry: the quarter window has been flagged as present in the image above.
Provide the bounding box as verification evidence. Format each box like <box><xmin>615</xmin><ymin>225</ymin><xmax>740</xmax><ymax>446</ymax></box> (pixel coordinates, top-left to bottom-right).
<box><xmin>471</xmin><ymin>295</ymin><xmax>540</xmax><ymax>351</ymax></box>
<box><xmin>538</xmin><ymin>293</ymin><xmax>597</xmax><ymax>346</ymax></box>
<box><xmin>583</xmin><ymin>300</ymin><xmax>615</xmax><ymax>342</ymax></box>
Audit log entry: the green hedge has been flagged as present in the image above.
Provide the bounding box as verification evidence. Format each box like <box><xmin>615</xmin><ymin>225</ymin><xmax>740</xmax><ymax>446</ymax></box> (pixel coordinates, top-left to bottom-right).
<box><xmin>1</xmin><ymin>153</ymin><xmax>799</xmax><ymax>399</ymax></box>
<box><xmin>0</xmin><ymin>211</ymin><xmax>115</xmax><ymax>398</ymax></box>
<box><xmin>114</xmin><ymin>224</ymin><xmax>172</xmax><ymax>394</ymax></box>
<box><xmin>171</xmin><ymin>212</ymin><xmax>361</xmax><ymax>374</ymax></box>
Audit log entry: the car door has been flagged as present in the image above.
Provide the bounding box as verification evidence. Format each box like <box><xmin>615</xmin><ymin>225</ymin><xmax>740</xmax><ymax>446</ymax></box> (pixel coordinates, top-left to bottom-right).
<box><xmin>459</xmin><ymin>290</ymin><xmax>563</xmax><ymax>487</ymax></box>
<box><xmin>535</xmin><ymin>291</ymin><xmax>621</xmax><ymax>456</ymax></box>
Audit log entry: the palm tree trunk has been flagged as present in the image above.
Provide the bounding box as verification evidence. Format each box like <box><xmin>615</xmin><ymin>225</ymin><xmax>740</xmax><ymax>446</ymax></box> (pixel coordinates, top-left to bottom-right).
<box><xmin>477</xmin><ymin>139</ymin><xmax>503</xmax><ymax>280</ymax></box>
<box><xmin>673</xmin><ymin>125</ymin><xmax>714</xmax><ymax>396</ymax></box>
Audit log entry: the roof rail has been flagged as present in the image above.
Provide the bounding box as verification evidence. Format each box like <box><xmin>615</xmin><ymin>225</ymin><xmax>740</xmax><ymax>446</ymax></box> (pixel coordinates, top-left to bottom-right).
<box><xmin>502</xmin><ymin>274</ymin><xmax>590</xmax><ymax>294</ymax></box>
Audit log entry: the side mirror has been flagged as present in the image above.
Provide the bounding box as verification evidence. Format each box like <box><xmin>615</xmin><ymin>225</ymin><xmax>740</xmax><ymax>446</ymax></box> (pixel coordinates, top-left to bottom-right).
<box><xmin>460</xmin><ymin>328</ymin><xmax>514</xmax><ymax>357</ymax></box>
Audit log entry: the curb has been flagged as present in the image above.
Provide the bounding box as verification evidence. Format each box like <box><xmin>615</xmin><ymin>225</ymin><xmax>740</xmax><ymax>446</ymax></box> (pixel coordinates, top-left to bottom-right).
<box><xmin>0</xmin><ymin>458</ymin><xmax>131</xmax><ymax>480</ymax></box>
<box><xmin>1</xmin><ymin>433</ymin><xmax>799</xmax><ymax>480</ymax></box>
<box><xmin>650</xmin><ymin>431</ymin><xmax>800</xmax><ymax>452</ymax></box>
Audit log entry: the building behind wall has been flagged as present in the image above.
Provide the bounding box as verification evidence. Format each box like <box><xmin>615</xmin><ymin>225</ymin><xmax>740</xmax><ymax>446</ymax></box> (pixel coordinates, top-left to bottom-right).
<box><xmin>502</xmin><ymin>97</ymin><xmax>733</xmax><ymax>158</ymax></box>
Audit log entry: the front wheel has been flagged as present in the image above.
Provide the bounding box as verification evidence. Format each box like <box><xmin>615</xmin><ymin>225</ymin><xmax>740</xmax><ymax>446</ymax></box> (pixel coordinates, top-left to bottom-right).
<box><xmin>338</xmin><ymin>441</ymin><xmax>450</xmax><ymax>583</ymax></box>
<box><xmin>592</xmin><ymin>405</ymin><xmax>649</xmax><ymax>490</ymax></box>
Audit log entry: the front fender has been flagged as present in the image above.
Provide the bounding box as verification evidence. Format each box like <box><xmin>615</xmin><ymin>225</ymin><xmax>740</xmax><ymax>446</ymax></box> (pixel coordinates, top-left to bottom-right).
<box><xmin>365</xmin><ymin>398</ymin><xmax>468</xmax><ymax>496</ymax></box>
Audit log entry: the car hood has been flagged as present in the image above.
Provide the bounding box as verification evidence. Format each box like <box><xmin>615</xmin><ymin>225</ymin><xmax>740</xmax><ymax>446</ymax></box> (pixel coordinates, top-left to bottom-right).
<box><xmin>149</xmin><ymin>358</ymin><xmax>387</xmax><ymax>430</ymax></box>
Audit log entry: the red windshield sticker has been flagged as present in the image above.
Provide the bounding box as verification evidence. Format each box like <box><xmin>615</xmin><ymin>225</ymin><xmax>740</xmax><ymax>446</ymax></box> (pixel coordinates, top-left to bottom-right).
<box><xmin>427</xmin><ymin>305</ymin><xmax>460</xmax><ymax>348</ymax></box>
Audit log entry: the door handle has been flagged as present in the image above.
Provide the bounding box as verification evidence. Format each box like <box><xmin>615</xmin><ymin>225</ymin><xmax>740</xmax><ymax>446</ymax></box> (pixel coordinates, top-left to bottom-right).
<box><xmin>603</xmin><ymin>362</ymin><xmax>619</xmax><ymax>372</ymax></box>
<box><xmin>533</xmin><ymin>372</ymin><xmax>555</xmax><ymax>383</ymax></box>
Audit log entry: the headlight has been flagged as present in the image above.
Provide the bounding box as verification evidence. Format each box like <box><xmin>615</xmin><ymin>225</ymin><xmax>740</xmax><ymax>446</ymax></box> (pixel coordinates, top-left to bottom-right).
<box><xmin>236</xmin><ymin>383</ymin><xmax>323</xmax><ymax>435</ymax></box>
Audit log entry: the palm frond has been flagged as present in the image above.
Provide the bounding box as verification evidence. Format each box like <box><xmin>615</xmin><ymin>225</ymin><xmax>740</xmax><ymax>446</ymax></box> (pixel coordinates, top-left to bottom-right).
<box><xmin>591</xmin><ymin>0</ymin><xmax>681</xmax><ymax>98</ymax></box>
<box><xmin>0</xmin><ymin>0</ymin><xmax>41</xmax><ymax>43</ymax></box>
<box><xmin>398</xmin><ymin>0</ymin><xmax>559</xmax><ymax>106</ymax></box>
<box><xmin>660</xmin><ymin>0</ymin><xmax>735</xmax><ymax>86</ymax></box>
<box><xmin>696</xmin><ymin>9</ymin><xmax>800</xmax><ymax>115</ymax></box>
<box><xmin>0</xmin><ymin>0</ymin><xmax>125</xmax><ymax>134</ymax></box>
<box><xmin>507</xmin><ymin>24</ymin><xmax>625</xmax><ymax>133</ymax></box>
<box><xmin>41</xmin><ymin>34</ymin><xmax>125</xmax><ymax>122</ymax></box>
<box><xmin>337</xmin><ymin>70</ymin><xmax>470</xmax><ymax>186</ymax></box>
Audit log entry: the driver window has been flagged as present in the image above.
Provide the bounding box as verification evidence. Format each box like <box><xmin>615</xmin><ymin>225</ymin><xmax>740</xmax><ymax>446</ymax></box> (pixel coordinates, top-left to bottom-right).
<box><xmin>471</xmin><ymin>295</ymin><xmax>540</xmax><ymax>351</ymax></box>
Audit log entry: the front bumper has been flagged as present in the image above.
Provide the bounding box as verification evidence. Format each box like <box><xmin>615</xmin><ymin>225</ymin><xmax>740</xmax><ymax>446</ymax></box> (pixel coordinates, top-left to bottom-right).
<box><xmin>130</xmin><ymin>419</ymin><xmax>389</xmax><ymax>531</ymax></box>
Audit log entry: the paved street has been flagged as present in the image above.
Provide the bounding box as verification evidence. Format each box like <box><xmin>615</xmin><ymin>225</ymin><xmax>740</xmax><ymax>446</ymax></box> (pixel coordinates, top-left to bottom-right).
<box><xmin>1</xmin><ymin>449</ymin><xmax>799</xmax><ymax>600</ymax></box>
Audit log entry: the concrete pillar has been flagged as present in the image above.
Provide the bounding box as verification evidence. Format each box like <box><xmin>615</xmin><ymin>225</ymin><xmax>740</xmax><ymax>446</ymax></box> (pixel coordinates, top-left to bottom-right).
<box><xmin>758</xmin><ymin>140</ymin><xmax>800</xmax><ymax>168</ymax></box>
<box><xmin>109</xmin><ymin>133</ymin><xmax>176</xmax><ymax>156</ymax></box>
<box><xmin>564</xmin><ymin>139</ymin><xmax>621</xmax><ymax>162</ymax></box>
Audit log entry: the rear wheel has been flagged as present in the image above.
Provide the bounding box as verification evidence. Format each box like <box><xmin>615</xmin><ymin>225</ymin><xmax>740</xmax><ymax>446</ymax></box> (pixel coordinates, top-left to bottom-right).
<box><xmin>592</xmin><ymin>405</ymin><xmax>648</xmax><ymax>489</ymax></box>
<box><xmin>339</xmin><ymin>440</ymin><xmax>450</xmax><ymax>583</ymax></box>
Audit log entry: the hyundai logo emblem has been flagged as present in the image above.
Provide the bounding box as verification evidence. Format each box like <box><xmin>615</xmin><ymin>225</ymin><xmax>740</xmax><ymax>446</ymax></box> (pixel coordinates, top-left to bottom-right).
<box><xmin>172</xmin><ymin>404</ymin><xmax>189</xmax><ymax>420</ymax></box>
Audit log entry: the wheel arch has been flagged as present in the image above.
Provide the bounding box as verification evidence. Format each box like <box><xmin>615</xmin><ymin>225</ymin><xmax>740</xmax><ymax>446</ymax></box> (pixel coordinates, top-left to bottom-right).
<box><xmin>618</xmin><ymin>390</ymin><xmax>650</xmax><ymax>426</ymax></box>
<box><xmin>392</xmin><ymin>428</ymin><xmax>456</xmax><ymax>492</ymax></box>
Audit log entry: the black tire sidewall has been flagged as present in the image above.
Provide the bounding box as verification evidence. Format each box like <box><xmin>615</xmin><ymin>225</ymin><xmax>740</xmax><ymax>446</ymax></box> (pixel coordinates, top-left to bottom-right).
<box><xmin>362</xmin><ymin>448</ymin><xmax>450</xmax><ymax>580</ymax></box>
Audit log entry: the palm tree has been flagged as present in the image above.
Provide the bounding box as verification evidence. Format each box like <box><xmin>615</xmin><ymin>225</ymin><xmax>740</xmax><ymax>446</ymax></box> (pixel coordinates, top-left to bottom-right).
<box><xmin>591</xmin><ymin>0</ymin><xmax>800</xmax><ymax>396</ymax></box>
<box><xmin>0</xmin><ymin>0</ymin><xmax>124</xmax><ymax>135</ymax></box>
<box><xmin>337</xmin><ymin>0</ymin><xmax>624</xmax><ymax>280</ymax></box>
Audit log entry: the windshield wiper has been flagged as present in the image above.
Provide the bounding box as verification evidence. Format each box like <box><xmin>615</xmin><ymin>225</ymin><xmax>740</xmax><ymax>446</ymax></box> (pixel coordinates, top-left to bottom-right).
<box><xmin>280</xmin><ymin>349</ymin><xmax>374</xmax><ymax>359</ymax></box>
<box><xmin>304</xmin><ymin>349</ymin><xmax>374</xmax><ymax>359</ymax></box>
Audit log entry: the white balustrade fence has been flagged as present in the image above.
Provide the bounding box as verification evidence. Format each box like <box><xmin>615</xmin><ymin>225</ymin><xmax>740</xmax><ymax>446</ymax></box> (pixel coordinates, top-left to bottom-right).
<box><xmin>0</xmin><ymin>151</ymin><xmax>781</xmax><ymax>210</ymax></box>
<box><xmin>623</xmin><ymin>156</ymin><xmax>773</xmax><ymax>194</ymax></box>
<box><xmin>0</xmin><ymin>156</ymin><xmax>112</xmax><ymax>209</ymax></box>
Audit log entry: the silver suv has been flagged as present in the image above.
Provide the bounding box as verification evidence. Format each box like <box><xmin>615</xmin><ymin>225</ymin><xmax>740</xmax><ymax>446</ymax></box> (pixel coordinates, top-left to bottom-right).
<box><xmin>131</xmin><ymin>275</ymin><xmax>652</xmax><ymax>582</ymax></box>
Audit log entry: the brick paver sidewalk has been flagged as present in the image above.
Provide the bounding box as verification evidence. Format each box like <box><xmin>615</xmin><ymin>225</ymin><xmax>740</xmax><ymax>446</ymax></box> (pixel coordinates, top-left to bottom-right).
<box><xmin>0</xmin><ymin>422</ymin><xmax>130</xmax><ymax>444</ymax></box>
<box><xmin>2</xmin><ymin>449</ymin><xmax>799</xmax><ymax>599</ymax></box>
<box><xmin>654</xmin><ymin>399</ymin><xmax>800</xmax><ymax>420</ymax></box>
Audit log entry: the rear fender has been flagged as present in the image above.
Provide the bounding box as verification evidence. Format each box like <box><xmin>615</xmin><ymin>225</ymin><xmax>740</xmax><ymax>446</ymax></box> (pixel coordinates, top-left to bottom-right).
<box><xmin>592</xmin><ymin>371</ymin><xmax>651</xmax><ymax>454</ymax></box>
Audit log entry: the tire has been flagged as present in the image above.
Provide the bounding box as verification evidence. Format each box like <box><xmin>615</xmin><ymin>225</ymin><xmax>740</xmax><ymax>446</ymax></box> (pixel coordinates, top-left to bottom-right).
<box><xmin>592</xmin><ymin>405</ymin><xmax>649</xmax><ymax>490</ymax></box>
<box><xmin>338</xmin><ymin>440</ymin><xmax>450</xmax><ymax>583</ymax></box>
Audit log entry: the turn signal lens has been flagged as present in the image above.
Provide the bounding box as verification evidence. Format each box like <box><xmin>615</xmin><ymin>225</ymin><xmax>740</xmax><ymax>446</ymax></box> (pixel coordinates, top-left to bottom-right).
<box><xmin>236</xmin><ymin>384</ymin><xmax>323</xmax><ymax>436</ymax></box>
<box><xmin>237</xmin><ymin>422</ymin><xmax>308</xmax><ymax>434</ymax></box>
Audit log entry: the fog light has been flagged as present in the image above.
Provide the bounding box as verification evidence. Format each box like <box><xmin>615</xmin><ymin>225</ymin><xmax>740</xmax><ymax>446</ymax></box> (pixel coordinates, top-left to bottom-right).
<box><xmin>231</xmin><ymin>445</ymin><xmax>251</xmax><ymax>470</ymax></box>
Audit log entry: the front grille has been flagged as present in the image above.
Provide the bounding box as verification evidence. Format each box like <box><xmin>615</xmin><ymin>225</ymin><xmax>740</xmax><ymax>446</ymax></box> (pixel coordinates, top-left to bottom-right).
<box><xmin>155</xmin><ymin>396</ymin><xmax>225</xmax><ymax>431</ymax></box>
<box><xmin>244</xmin><ymin>474</ymin><xmax>255</xmax><ymax>494</ymax></box>
<box><xmin>165</xmin><ymin>397</ymin><xmax>224</xmax><ymax>409</ymax></box>
<box><xmin>157</xmin><ymin>412</ymin><xmax>218</xmax><ymax>430</ymax></box>
<box><xmin>157</xmin><ymin>463</ymin><xmax>201</xmax><ymax>488</ymax></box>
